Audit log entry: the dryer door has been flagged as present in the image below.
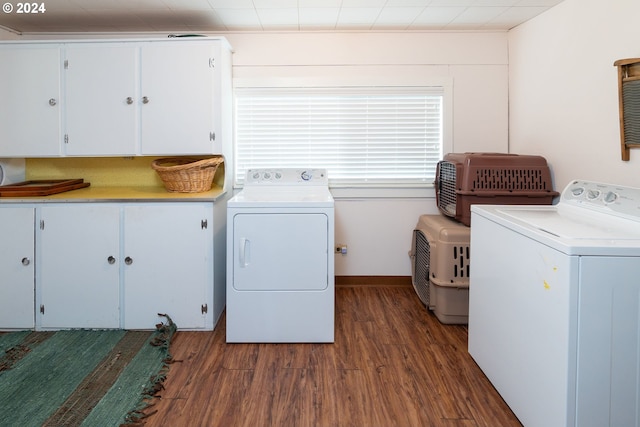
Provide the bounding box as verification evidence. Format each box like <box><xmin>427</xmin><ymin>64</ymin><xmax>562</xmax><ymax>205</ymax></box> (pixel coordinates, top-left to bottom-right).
<box><xmin>232</xmin><ymin>212</ymin><xmax>329</xmax><ymax>291</ymax></box>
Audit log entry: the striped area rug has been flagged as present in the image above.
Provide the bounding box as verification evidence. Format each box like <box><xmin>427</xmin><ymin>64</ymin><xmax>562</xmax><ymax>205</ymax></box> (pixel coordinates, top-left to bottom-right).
<box><xmin>0</xmin><ymin>316</ymin><xmax>175</xmax><ymax>427</ymax></box>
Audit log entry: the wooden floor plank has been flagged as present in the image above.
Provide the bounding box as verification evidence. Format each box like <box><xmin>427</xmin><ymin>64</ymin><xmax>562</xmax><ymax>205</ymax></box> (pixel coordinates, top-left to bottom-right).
<box><xmin>146</xmin><ymin>286</ymin><xmax>522</xmax><ymax>427</ymax></box>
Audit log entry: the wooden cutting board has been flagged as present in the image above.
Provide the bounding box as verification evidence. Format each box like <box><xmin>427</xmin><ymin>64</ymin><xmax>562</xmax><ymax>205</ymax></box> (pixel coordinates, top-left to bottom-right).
<box><xmin>0</xmin><ymin>179</ymin><xmax>90</xmax><ymax>197</ymax></box>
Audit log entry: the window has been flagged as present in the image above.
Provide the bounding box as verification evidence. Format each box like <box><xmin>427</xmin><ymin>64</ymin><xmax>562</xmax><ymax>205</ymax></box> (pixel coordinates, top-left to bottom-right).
<box><xmin>234</xmin><ymin>86</ymin><xmax>446</xmax><ymax>189</ymax></box>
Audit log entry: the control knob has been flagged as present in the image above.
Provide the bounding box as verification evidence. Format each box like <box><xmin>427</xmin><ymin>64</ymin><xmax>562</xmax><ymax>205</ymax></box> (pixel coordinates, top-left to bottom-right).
<box><xmin>604</xmin><ymin>191</ymin><xmax>618</xmax><ymax>204</ymax></box>
<box><xmin>586</xmin><ymin>189</ymin><xmax>601</xmax><ymax>200</ymax></box>
<box><xmin>571</xmin><ymin>187</ymin><xmax>584</xmax><ymax>197</ymax></box>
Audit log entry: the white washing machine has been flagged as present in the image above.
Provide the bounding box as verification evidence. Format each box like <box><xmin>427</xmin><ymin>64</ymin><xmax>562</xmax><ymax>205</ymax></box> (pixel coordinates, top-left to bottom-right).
<box><xmin>469</xmin><ymin>180</ymin><xmax>640</xmax><ymax>427</ymax></box>
<box><xmin>226</xmin><ymin>168</ymin><xmax>334</xmax><ymax>343</ymax></box>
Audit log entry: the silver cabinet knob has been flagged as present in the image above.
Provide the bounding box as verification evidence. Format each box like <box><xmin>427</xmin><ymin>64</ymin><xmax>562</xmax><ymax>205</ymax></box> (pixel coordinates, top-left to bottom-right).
<box><xmin>142</xmin><ymin>96</ymin><xmax>149</xmax><ymax>104</ymax></box>
<box><xmin>21</xmin><ymin>257</ymin><xmax>30</xmax><ymax>266</ymax></box>
<box><xmin>49</xmin><ymin>98</ymin><xmax>57</xmax><ymax>106</ymax></box>
<box><xmin>126</xmin><ymin>97</ymin><xmax>133</xmax><ymax>105</ymax></box>
<box><xmin>125</xmin><ymin>256</ymin><xmax>133</xmax><ymax>265</ymax></box>
<box><xmin>107</xmin><ymin>256</ymin><xmax>116</xmax><ymax>265</ymax></box>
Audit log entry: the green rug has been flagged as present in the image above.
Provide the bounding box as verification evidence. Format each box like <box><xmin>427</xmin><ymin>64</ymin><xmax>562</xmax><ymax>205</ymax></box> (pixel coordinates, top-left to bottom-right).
<box><xmin>0</xmin><ymin>315</ymin><xmax>176</xmax><ymax>427</ymax></box>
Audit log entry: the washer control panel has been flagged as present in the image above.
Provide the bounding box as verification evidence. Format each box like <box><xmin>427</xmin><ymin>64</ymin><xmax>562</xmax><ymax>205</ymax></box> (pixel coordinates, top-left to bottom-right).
<box><xmin>562</xmin><ymin>180</ymin><xmax>640</xmax><ymax>219</ymax></box>
<box><xmin>244</xmin><ymin>168</ymin><xmax>328</xmax><ymax>186</ymax></box>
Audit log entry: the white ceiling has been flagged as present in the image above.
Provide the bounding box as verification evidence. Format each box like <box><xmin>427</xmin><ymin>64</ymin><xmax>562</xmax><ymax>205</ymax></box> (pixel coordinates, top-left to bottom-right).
<box><xmin>0</xmin><ymin>0</ymin><xmax>565</xmax><ymax>34</ymax></box>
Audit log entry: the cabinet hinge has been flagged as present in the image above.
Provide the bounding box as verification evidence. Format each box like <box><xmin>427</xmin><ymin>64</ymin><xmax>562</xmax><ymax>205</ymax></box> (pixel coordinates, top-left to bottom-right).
<box><xmin>64</xmin><ymin>134</ymin><xmax>69</xmax><ymax>144</ymax></box>
<box><xmin>201</xmin><ymin>304</ymin><xmax>208</xmax><ymax>314</ymax></box>
<box><xmin>40</xmin><ymin>304</ymin><xmax>45</xmax><ymax>314</ymax></box>
<box><xmin>40</xmin><ymin>219</ymin><xmax>45</xmax><ymax>230</ymax></box>
<box><xmin>209</xmin><ymin>132</ymin><xmax>215</xmax><ymax>142</ymax></box>
<box><xmin>201</xmin><ymin>219</ymin><xmax>208</xmax><ymax>229</ymax></box>
<box><xmin>64</xmin><ymin>59</ymin><xmax>69</xmax><ymax>69</ymax></box>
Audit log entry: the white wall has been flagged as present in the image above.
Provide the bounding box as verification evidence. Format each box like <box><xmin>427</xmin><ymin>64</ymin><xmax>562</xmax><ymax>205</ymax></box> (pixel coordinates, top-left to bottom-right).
<box><xmin>224</xmin><ymin>32</ymin><xmax>509</xmax><ymax>276</ymax></box>
<box><xmin>0</xmin><ymin>28</ymin><xmax>19</xmax><ymax>40</ymax></box>
<box><xmin>508</xmin><ymin>0</ymin><xmax>640</xmax><ymax>190</ymax></box>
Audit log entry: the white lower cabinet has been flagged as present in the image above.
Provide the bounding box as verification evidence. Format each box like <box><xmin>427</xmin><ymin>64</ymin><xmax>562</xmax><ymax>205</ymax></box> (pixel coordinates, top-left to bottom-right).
<box><xmin>38</xmin><ymin>204</ymin><xmax>121</xmax><ymax>329</ymax></box>
<box><xmin>0</xmin><ymin>207</ymin><xmax>35</xmax><ymax>329</ymax></box>
<box><xmin>123</xmin><ymin>204</ymin><xmax>213</xmax><ymax>329</ymax></box>
<box><xmin>35</xmin><ymin>202</ymin><xmax>216</xmax><ymax>331</ymax></box>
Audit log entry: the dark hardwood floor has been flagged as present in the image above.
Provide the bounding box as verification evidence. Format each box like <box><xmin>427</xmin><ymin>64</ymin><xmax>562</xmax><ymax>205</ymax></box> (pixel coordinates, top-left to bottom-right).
<box><xmin>145</xmin><ymin>286</ymin><xmax>522</xmax><ymax>427</ymax></box>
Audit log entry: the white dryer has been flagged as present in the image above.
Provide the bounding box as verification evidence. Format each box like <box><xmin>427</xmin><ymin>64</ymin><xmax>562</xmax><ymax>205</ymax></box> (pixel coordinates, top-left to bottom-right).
<box><xmin>226</xmin><ymin>168</ymin><xmax>334</xmax><ymax>343</ymax></box>
<box><xmin>469</xmin><ymin>180</ymin><xmax>640</xmax><ymax>427</ymax></box>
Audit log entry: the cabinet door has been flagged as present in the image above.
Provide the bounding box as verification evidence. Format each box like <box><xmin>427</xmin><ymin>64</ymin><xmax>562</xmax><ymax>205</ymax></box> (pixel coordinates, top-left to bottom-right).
<box><xmin>64</xmin><ymin>45</ymin><xmax>138</xmax><ymax>155</ymax></box>
<box><xmin>0</xmin><ymin>45</ymin><xmax>61</xmax><ymax>156</ymax></box>
<box><xmin>0</xmin><ymin>208</ymin><xmax>35</xmax><ymax>329</ymax></box>
<box><xmin>38</xmin><ymin>205</ymin><xmax>121</xmax><ymax>329</ymax></box>
<box><xmin>123</xmin><ymin>204</ymin><xmax>212</xmax><ymax>329</ymax></box>
<box><xmin>139</xmin><ymin>42</ymin><xmax>217</xmax><ymax>155</ymax></box>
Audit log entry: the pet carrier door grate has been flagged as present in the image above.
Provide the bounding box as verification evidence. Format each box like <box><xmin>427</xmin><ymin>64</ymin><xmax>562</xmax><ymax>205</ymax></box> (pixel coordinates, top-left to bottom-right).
<box><xmin>412</xmin><ymin>230</ymin><xmax>430</xmax><ymax>306</ymax></box>
<box><xmin>437</xmin><ymin>161</ymin><xmax>457</xmax><ymax>216</ymax></box>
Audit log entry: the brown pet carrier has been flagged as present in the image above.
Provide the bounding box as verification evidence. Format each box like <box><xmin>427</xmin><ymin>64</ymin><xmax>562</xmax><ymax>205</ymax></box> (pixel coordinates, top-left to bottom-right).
<box><xmin>435</xmin><ymin>152</ymin><xmax>559</xmax><ymax>226</ymax></box>
<box><xmin>409</xmin><ymin>215</ymin><xmax>470</xmax><ymax>325</ymax></box>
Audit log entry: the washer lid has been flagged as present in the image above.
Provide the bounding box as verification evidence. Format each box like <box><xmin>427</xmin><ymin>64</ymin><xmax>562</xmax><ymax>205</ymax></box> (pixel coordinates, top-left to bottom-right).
<box><xmin>494</xmin><ymin>205</ymin><xmax>640</xmax><ymax>240</ymax></box>
<box><xmin>472</xmin><ymin>204</ymin><xmax>640</xmax><ymax>256</ymax></box>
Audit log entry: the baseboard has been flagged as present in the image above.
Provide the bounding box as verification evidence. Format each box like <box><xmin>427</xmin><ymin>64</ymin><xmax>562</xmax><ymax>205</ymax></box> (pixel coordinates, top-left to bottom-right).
<box><xmin>335</xmin><ymin>276</ymin><xmax>412</xmax><ymax>288</ymax></box>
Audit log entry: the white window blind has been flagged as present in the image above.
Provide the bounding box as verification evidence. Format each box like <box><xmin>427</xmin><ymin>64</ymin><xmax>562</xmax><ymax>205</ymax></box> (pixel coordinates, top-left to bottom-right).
<box><xmin>234</xmin><ymin>87</ymin><xmax>443</xmax><ymax>187</ymax></box>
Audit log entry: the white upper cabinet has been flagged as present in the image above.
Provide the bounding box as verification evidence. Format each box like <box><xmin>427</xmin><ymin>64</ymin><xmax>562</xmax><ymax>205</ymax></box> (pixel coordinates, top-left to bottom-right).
<box><xmin>64</xmin><ymin>40</ymin><xmax>226</xmax><ymax>156</ymax></box>
<box><xmin>0</xmin><ymin>45</ymin><xmax>62</xmax><ymax>157</ymax></box>
<box><xmin>0</xmin><ymin>38</ymin><xmax>232</xmax><ymax>158</ymax></box>
<box><xmin>64</xmin><ymin>45</ymin><xmax>138</xmax><ymax>155</ymax></box>
<box><xmin>140</xmin><ymin>42</ymin><xmax>220</xmax><ymax>155</ymax></box>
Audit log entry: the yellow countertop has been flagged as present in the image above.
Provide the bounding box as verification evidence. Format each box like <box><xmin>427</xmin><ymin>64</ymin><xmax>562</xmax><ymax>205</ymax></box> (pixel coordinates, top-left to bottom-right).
<box><xmin>0</xmin><ymin>184</ymin><xmax>225</xmax><ymax>203</ymax></box>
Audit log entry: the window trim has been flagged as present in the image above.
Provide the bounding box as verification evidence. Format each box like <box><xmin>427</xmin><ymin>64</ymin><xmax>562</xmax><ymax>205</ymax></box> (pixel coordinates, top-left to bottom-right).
<box><xmin>233</xmin><ymin>71</ymin><xmax>453</xmax><ymax>199</ymax></box>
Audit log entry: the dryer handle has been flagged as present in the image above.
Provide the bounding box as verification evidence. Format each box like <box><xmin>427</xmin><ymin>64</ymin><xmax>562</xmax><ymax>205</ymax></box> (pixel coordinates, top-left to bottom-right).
<box><xmin>239</xmin><ymin>237</ymin><xmax>250</xmax><ymax>267</ymax></box>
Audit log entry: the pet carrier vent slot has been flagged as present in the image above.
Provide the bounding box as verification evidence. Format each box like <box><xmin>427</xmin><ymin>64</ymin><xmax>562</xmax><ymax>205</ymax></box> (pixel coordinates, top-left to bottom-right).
<box><xmin>452</xmin><ymin>245</ymin><xmax>470</xmax><ymax>279</ymax></box>
<box><xmin>412</xmin><ymin>230</ymin><xmax>431</xmax><ymax>306</ymax></box>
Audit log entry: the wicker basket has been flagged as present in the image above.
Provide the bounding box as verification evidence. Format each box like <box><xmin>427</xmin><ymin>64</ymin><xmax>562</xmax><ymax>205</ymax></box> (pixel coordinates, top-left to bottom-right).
<box><xmin>151</xmin><ymin>157</ymin><xmax>223</xmax><ymax>193</ymax></box>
